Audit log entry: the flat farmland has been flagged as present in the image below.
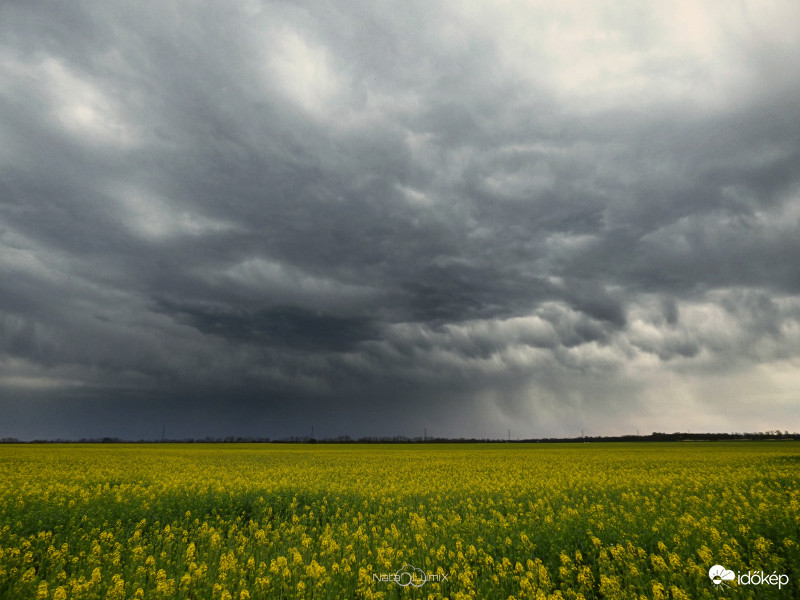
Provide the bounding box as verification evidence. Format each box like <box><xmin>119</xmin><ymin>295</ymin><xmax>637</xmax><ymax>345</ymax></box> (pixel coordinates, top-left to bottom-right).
<box><xmin>1</xmin><ymin>442</ymin><xmax>798</xmax><ymax>599</ymax></box>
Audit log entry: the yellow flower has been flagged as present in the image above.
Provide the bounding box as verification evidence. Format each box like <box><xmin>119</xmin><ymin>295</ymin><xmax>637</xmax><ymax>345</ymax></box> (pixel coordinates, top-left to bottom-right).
<box><xmin>36</xmin><ymin>581</ymin><xmax>48</xmax><ymax>600</ymax></box>
<box><xmin>651</xmin><ymin>582</ymin><xmax>666</xmax><ymax>600</ymax></box>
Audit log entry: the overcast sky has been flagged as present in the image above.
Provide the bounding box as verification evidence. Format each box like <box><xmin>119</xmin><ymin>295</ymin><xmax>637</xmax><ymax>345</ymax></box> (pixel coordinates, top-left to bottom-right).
<box><xmin>2</xmin><ymin>0</ymin><xmax>800</xmax><ymax>440</ymax></box>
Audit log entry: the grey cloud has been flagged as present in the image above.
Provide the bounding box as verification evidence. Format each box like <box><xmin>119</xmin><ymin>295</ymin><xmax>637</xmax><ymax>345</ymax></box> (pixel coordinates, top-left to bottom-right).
<box><xmin>158</xmin><ymin>301</ymin><xmax>379</xmax><ymax>352</ymax></box>
<box><xmin>2</xmin><ymin>0</ymin><xmax>800</xmax><ymax>439</ymax></box>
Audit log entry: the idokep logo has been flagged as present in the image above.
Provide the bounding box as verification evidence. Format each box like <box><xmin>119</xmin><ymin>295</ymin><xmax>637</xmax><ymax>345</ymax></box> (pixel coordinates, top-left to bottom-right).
<box><xmin>709</xmin><ymin>564</ymin><xmax>790</xmax><ymax>591</ymax></box>
<box><xmin>708</xmin><ymin>565</ymin><xmax>735</xmax><ymax>588</ymax></box>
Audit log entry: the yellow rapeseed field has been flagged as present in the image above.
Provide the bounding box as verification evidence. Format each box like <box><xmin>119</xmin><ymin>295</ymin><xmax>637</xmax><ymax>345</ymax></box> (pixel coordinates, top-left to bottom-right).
<box><xmin>0</xmin><ymin>442</ymin><xmax>798</xmax><ymax>599</ymax></box>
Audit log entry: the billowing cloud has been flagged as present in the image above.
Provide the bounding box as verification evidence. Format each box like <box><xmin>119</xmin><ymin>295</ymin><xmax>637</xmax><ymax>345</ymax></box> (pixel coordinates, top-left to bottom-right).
<box><xmin>1</xmin><ymin>0</ymin><xmax>800</xmax><ymax>439</ymax></box>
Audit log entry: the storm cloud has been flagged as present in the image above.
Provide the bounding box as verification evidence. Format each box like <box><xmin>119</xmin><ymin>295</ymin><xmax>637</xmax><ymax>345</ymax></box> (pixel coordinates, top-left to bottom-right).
<box><xmin>2</xmin><ymin>0</ymin><xmax>800</xmax><ymax>439</ymax></box>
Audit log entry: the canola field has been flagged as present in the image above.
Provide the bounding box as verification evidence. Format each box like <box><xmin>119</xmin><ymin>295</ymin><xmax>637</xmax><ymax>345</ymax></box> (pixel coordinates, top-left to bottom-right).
<box><xmin>0</xmin><ymin>442</ymin><xmax>798</xmax><ymax>600</ymax></box>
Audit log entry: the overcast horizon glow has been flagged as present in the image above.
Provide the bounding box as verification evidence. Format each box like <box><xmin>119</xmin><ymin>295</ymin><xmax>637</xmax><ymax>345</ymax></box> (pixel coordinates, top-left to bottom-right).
<box><xmin>2</xmin><ymin>0</ymin><xmax>800</xmax><ymax>440</ymax></box>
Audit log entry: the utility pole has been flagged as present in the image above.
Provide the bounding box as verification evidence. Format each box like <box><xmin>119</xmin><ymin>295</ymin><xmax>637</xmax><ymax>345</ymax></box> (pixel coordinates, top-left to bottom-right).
<box><xmin>424</xmin><ymin>428</ymin><xmax>427</xmax><ymax>442</ymax></box>
<box><xmin>508</xmin><ymin>428</ymin><xmax>511</xmax><ymax>442</ymax></box>
<box><xmin>161</xmin><ymin>424</ymin><xmax>165</xmax><ymax>442</ymax></box>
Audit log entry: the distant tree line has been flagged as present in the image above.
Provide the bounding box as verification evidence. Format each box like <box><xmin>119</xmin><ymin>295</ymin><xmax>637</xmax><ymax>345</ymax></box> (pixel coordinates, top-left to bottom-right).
<box><xmin>1</xmin><ymin>430</ymin><xmax>798</xmax><ymax>444</ymax></box>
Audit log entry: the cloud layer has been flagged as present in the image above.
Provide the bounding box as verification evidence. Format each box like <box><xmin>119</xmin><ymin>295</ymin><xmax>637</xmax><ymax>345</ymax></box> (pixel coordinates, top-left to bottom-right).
<box><xmin>2</xmin><ymin>0</ymin><xmax>800</xmax><ymax>439</ymax></box>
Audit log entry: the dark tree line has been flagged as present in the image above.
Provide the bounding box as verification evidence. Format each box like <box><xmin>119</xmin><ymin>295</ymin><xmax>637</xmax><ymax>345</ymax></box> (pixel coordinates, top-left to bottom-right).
<box><xmin>2</xmin><ymin>431</ymin><xmax>798</xmax><ymax>444</ymax></box>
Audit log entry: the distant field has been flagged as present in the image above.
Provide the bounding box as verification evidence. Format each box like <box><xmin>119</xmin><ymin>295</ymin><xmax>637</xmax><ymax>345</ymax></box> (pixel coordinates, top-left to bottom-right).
<box><xmin>1</xmin><ymin>442</ymin><xmax>798</xmax><ymax>599</ymax></box>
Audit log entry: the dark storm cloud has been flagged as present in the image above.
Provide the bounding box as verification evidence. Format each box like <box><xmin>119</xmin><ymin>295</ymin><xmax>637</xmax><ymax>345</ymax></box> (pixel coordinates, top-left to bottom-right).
<box><xmin>157</xmin><ymin>301</ymin><xmax>378</xmax><ymax>352</ymax></box>
<box><xmin>2</xmin><ymin>0</ymin><xmax>800</xmax><ymax>439</ymax></box>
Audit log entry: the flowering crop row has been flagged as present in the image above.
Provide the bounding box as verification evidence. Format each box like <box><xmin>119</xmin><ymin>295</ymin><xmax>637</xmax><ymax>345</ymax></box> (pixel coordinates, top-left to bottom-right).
<box><xmin>1</xmin><ymin>442</ymin><xmax>798</xmax><ymax>599</ymax></box>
